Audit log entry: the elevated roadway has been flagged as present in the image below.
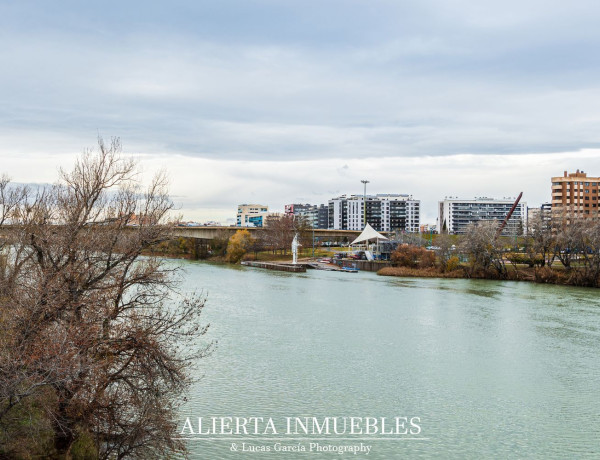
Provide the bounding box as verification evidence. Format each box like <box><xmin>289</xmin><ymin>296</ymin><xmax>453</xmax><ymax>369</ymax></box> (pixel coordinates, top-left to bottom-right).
<box><xmin>171</xmin><ymin>226</ymin><xmax>369</xmax><ymax>241</ymax></box>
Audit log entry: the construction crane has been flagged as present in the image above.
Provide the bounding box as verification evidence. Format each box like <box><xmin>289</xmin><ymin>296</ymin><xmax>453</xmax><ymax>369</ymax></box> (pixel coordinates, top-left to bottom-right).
<box><xmin>496</xmin><ymin>192</ymin><xmax>523</xmax><ymax>238</ymax></box>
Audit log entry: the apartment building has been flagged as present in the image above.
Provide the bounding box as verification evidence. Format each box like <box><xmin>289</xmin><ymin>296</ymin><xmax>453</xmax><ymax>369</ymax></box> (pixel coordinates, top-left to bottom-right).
<box><xmin>284</xmin><ymin>203</ymin><xmax>329</xmax><ymax>229</ymax></box>
<box><xmin>328</xmin><ymin>194</ymin><xmax>420</xmax><ymax>233</ymax></box>
<box><xmin>438</xmin><ymin>197</ymin><xmax>527</xmax><ymax>235</ymax></box>
<box><xmin>527</xmin><ymin>203</ymin><xmax>552</xmax><ymax>233</ymax></box>
<box><xmin>328</xmin><ymin>196</ymin><xmax>348</xmax><ymax>230</ymax></box>
<box><xmin>551</xmin><ymin>170</ymin><xmax>600</xmax><ymax>220</ymax></box>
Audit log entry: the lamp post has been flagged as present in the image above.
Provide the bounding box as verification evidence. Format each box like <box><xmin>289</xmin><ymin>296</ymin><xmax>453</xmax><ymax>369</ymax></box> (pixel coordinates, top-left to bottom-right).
<box><xmin>312</xmin><ymin>219</ymin><xmax>315</xmax><ymax>259</ymax></box>
<box><xmin>361</xmin><ymin>179</ymin><xmax>369</xmax><ymax>229</ymax></box>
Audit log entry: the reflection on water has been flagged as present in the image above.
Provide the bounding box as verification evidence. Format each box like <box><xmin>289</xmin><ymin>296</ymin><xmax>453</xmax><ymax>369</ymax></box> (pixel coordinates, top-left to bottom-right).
<box><xmin>174</xmin><ymin>261</ymin><xmax>600</xmax><ymax>459</ymax></box>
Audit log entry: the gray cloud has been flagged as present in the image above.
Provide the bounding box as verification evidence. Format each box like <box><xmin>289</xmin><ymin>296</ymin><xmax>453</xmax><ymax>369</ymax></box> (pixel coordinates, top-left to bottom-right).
<box><xmin>3</xmin><ymin>1</ymin><xmax>600</xmax><ymax>226</ymax></box>
<box><xmin>1</xmin><ymin>1</ymin><xmax>600</xmax><ymax>162</ymax></box>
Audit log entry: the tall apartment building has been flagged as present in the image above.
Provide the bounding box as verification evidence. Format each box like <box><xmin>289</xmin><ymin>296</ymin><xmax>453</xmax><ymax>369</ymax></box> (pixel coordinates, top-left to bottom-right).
<box><xmin>284</xmin><ymin>203</ymin><xmax>329</xmax><ymax>229</ymax></box>
<box><xmin>284</xmin><ymin>203</ymin><xmax>313</xmax><ymax>223</ymax></box>
<box><xmin>236</xmin><ymin>204</ymin><xmax>269</xmax><ymax>227</ymax></box>
<box><xmin>328</xmin><ymin>196</ymin><xmax>348</xmax><ymax>230</ymax></box>
<box><xmin>527</xmin><ymin>203</ymin><xmax>552</xmax><ymax>233</ymax></box>
<box><xmin>551</xmin><ymin>170</ymin><xmax>600</xmax><ymax>220</ymax></box>
<box><xmin>316</xmin><ymin>204</ymin><xmax>329</xmax><ymax>229</ymax></box>
<box><xmin>328</xmin><ymin>194</ymin><xmax>420</xmax><ymax>233</ymax></box>
<box><xmin>438</xmin><ymin>197</ymin><xmax>527</xmax><ymax>235</ymax></box>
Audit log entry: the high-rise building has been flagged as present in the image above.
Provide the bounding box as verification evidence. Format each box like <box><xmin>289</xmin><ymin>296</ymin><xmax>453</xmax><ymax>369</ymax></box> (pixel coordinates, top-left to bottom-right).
<box><xmin>527</xmin><ymin>203</ymin><xmax>552</xmax><ymax>233</ymax></box>
<box><xmin>551</xmin><ymin>170</ymin><xmax>600</xmax><ymax>220</ymax></box>
<box><xmin>541</xmin><ymin>202</ymin><xmax>552</xmax><ymax>223</ymax></box>
<box><xmin>316</xmin><ymin>204</ymin><xmax>329</xmax><ymax>229</ymax></box>
<box><xmin>438</xmin><ymin>197</ymin><xmax>527</xmax><ymax>235</ymax></box>
<box><xmin>328</xmin><ymin>194</ymin><xmax>420</xmax><ymax>232</ymax></box>
<box><xmin>328</xmin><ymin>196</ymin><xmax>348</xmax><ymax>230</ymax></box>
<box><xmin>284</xmin><ymin>203</ymin><xmax>329</xmax><ymax>229</ymax></box>
<box><xmin>236</xmin><ymin>204</ymin><xmax>269</xmax><ymax>227</ymax></box>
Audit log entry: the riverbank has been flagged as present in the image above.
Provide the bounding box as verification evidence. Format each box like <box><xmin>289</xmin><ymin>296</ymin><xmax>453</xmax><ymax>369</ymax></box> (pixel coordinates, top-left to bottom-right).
<box><xmin>377</xmin><ymin>264</ymin><xmax>600</xmax><ymax>287</ymax></box>
<box><xmin>144</xmin><ymin>238</ymin><xmax>599</xmax><ymax>288</ymax></box>
<box><xmin>378</xmin><ymin>266</ymin><xmax>468</xmax><ymax>279</ymax></box>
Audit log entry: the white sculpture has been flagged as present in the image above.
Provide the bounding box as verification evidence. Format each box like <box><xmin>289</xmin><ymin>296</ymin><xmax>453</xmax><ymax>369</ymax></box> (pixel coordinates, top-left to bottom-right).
<box><xmin>292</xmin><ymin>233</ymin><xmax>300</xmax><ymax>265</ymax></box>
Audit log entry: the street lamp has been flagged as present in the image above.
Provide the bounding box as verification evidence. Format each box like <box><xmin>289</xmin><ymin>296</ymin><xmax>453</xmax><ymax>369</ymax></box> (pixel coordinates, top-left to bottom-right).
<box><xmin>312</xmin><ymin>218</ymin><xmax>315</xmax><ymax>259</ymax></box>
<box><xmin>361</xmin><ymin>179</ymin><xmax>369</xmax><ymax>228</ymax></box>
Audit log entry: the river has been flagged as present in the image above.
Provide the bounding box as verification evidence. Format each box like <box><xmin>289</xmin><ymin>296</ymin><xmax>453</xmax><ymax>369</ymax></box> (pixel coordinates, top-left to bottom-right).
<box><xmin>175</xmin><ymin>261</ymin><xmax>600</xmax><ymax>459</ymax></box>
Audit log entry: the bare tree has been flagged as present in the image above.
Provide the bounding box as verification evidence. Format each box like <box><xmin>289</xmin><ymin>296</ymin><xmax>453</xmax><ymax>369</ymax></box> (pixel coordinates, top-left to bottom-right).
<box><xmin>460</xmin><ymin>220</ymin><xmax>507</xmax><ymax>277</ymax></box>
<box><xmin>527</xmin><ymin>213</ymin><xmax>555</xmax><ymax>267</ymax></box>
<box><xmin>570</xmin><ymin>218</ymin><xmax>600</xmax><ymax>286</ymax></box>
<box><xmin>293</xmin><ymin>215</ymin><xmax>313</xmax><ymax>252</ymax></box>
<box><xmin>262</xmin><ymin>214</ymin><xmax>301</xmax><ymax>255</ymax></box>
<box><xmin>435</xmin><ymin>233</ymin><xmax>454</xmax><ymax>270</ymax></box>
<box><xmin>0</xmin><ymin>138</ymin><xmax>211</xmax><ymax>459</ymax></box>
<box><xmin>553</xmin><ymin>215</ymin><xmax>584</xmax><ymax>269</ymax></box>
<box><xmin>395</xmin><ymin>230</ymin><xmax>427</xmax><ymax>247</ymax></box>
<box><xmin>0</xmin><ymin>176</ymin><xmax>29</xmax><ymax>289</ymax></box>
<box><xmin>0</xmin><ymin>175</ymin><xmax>29</xmax><ymax>227</ymax></box>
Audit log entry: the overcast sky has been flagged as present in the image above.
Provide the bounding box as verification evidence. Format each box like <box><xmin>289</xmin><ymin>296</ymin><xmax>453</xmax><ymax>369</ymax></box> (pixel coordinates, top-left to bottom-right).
<box><xmin>2</xmin><ymin>0</ymin><xmax>600</xmax><ymax>224</ymax></box>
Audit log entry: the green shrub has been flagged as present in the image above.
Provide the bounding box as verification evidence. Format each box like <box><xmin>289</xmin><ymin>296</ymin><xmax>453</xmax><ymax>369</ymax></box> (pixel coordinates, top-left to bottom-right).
<box><xmin>71</xmin><ymin>429</ymin><xmax>98</xmax><ymax>460</ymax></box>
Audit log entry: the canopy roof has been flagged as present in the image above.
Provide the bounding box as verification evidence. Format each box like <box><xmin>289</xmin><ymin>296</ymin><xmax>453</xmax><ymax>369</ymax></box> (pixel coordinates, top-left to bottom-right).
<box><xmin>351</xmin><ymin>223</ymin><xmax>389</xmax><ymax>245</ymax></box>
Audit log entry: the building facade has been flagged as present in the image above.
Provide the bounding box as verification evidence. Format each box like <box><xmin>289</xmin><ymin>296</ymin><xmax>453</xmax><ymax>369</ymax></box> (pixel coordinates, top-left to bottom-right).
<box><xmin>328</xmin><ymin>194</ymin><xmax>420</xmax><ymax>233</ymax></box>
<box><xmin>284</xmin><ymin>203</ymin><xmax>329</xmax><ymax>229</ymax></box>
<box><xmin>316</xmin><ymin>204</ymin><xmax>329</xmax><ymax>229</ymax></box>
<box><xmin>551</xmin><ymin>170</ymin><xmax>600</xmax><ymax>220</ymax></box>
<box><xmin>527</xmin><ymin>203</ymin><xmax>552</xmax><ymax>233</ymax></box>
<box><xmin>236</xmin><ymin>204</ymin><xmax>269</xmax><ymax>227</ymax></box>
<box><xmin>438</xmin><ymin>197</ymin><xmax>527</xmax><ymax>235</ymax></box>
<box><xmin>328</xmin><ymin>196</ymin><xmax>348</xmax><ymax>230</ymax></box>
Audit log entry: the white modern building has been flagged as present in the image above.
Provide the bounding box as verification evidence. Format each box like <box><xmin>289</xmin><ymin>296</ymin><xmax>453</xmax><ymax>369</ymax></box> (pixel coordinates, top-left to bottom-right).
<box><xmin>328</xmin><ymin>194</ymin><xmax>420</xmax><ymax>233</ymax></box>
<box><xmin>236</xmin><ymin>204</ymin><xmax>269</xmax><ymax>227</ymax></box>
<box><xmin>438</xmin><ymin>197</ymin><xmax>527</xmax><ymax>235</ymax></box>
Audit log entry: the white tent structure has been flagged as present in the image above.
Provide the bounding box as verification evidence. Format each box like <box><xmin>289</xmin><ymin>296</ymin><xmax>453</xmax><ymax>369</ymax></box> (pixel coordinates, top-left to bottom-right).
<box><xmin>350</xmin><ymin>224</ymin><xmax>389</xmax><ymax>261</ymax></box>
<box><xmin>351</xmin><ymin>223</ymin><xmax>388</xmax><ymax>245</ymax></box>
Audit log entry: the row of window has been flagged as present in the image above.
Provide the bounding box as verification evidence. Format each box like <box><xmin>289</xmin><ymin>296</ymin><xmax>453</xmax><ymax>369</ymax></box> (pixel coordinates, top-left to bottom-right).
<box><xmin>552</xmin><ymin>181</ymin><xmax>600</xmax><ymax>186</ymax></box>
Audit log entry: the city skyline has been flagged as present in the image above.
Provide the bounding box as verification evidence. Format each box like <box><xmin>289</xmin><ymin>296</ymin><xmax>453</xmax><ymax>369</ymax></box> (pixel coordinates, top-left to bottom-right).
<box><xmin>2</xmin><ymin>1</ymin><xmax>600</xmax><ymax>223</ymax></box>
<box><xmin>6</xmin><ymin>157</ymin><xmax>597</xmax><ymax>226</ymax></box>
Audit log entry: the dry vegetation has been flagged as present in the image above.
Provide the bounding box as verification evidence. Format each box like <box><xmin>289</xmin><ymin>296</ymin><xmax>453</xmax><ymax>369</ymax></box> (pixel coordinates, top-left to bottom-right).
<box><xmin>0</xmin><ymin>139</ymin><xmax>211</xmax><ymax>459</ymax></box>
<box><xmin>380</xmin><ymin>217</ymin><xmax>600</xmax><ymax>288</ymax></box>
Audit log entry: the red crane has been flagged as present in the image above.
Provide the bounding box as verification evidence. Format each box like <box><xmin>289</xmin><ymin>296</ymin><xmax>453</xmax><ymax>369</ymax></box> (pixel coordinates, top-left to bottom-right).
<box><xmin>496</xmin><ymin>192</ymin><xmax>523</xmax><ymax>238</ymax></box>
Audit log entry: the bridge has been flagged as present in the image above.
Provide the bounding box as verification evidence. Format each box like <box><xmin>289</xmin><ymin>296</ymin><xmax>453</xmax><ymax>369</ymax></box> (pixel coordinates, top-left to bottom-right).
<box><xmin>172</xmin><ymin>226</ymin><xmax>367</xmax><ymax>241</ymax></box>
<box><xmin>0</xmin><ymin>224</ymin><xmax>392</xmax><ymax>244</ymax></box>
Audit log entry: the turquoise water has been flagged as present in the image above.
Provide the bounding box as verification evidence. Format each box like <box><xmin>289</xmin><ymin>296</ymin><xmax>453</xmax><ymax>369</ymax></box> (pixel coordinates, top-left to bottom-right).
<box><xmin>175</xmin><ymin>261</ymin><xmax>600</xmax><ymax>459</ymax></box>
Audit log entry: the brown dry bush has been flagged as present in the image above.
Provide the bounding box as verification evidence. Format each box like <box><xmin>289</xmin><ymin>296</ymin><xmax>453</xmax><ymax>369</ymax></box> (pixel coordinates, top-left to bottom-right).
<box><xmin>391</xmin><ymin>244</ymin><xmax>436</xmax><ymax>269</ymax></box>
<box><xmin>0</xmin><ymin>139</ymin><xmax>212</xmax><ymax>459</ymax></box>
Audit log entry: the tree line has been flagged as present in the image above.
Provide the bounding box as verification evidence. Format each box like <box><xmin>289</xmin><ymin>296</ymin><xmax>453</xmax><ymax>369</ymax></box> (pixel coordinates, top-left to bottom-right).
<box><xmin>390</xmin><ymin>214</ymin><xmax>600</xmax><ymax>287</ymax></box>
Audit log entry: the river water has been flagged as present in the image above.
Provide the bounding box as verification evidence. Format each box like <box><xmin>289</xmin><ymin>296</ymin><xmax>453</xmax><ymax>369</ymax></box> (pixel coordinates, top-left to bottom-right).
<box><xmin>175</xmin><ymin>261</ymin><xmax>600</xmax><ymax>459</ymax></box>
